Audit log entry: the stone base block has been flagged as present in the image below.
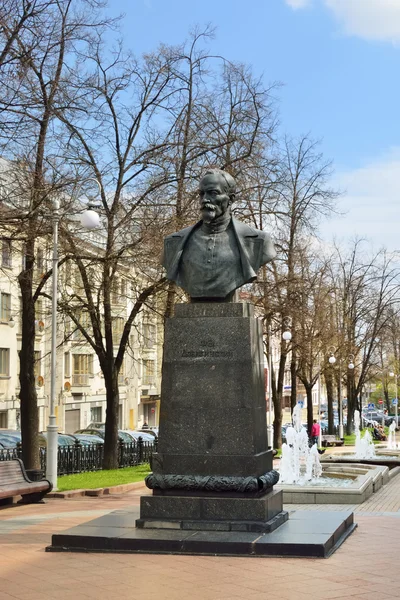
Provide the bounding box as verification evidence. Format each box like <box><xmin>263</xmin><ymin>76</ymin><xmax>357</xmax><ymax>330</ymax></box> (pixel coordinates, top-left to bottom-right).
<box><xmin>151</xmin><ymin>450</ymin><xmax>273</xmax><ymax>477</ymax></box>
<box><xmin>136</xmin><ymin>510</ymin><xmax>288</xmax><ymax>533</ymax></box>
<box><xmin>139</xmin><ymin>489</ymin><xmax>283</xmax><ymax>524</ymax></box>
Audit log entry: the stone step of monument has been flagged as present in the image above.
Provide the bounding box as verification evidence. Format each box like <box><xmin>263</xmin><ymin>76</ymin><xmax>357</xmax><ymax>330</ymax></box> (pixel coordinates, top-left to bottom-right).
<box><xmin>47</xmin><ymin>509</ymin><xmax>356</xmax><ymax>559</ymax></box>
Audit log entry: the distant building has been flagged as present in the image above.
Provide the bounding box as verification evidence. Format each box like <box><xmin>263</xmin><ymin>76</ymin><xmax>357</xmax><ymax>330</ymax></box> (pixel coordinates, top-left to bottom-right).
<box><xmin>0</xmin><ymin>158</ymin><xmax>162</xmax><ymax>433</ymax></box>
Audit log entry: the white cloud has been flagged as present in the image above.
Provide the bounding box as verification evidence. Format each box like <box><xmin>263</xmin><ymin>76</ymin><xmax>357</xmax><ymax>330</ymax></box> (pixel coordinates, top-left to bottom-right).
<box><xmin>325</xmin><ymin>0</ymin><xmax>400</xmax><ymax>43</ymax></box>
<box><xmin>284</xmin><ymin>0</ymin><xmax>312</xmax><ymax>9</ymax></box>
<box><xmin>320</xmin><ymin>149</ymin><xmax>400</xmax><ymax>251</ymax></box>
<box><xmin>284</xmin><ymin>0</ymin><xmax>400</xmax><ymax>43</ymax></box>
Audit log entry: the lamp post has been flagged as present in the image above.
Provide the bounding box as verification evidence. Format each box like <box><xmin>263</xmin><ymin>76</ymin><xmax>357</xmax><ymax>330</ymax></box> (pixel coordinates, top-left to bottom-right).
<box><xmin>317</xmin><ymin>357</ymin><xmax>322</xmax><ymax>447</ymax></box>
<box><xmin>267</xmin><ymin>324</ymin><xmax>291</xmax><ymax>451</ymax></box>
<box><xmin>328</xmin><ymin>350</ymin><xmax>354</xmax><ymax>439</ymax></box>
<box><xmin>267</xmin><ymin>325</ymin><xmax>273</xmax><ymax>449</ymax></box>
<box><xmin>46</xmin><ymin>181</ymin><xmax>100</xmax><ymax>490</ymax></box>
<box><xmin>389</xmin><ymin>371</ymin><xmax>398</xmax><ymax>427</ymax></box>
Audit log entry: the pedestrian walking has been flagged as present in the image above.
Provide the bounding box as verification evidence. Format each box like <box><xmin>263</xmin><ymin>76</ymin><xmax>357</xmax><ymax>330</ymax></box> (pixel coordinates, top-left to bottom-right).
<box><xmin>310</xmin><ymin>419</ymin><xmax>320</xmax><ymax>446</ymax></box>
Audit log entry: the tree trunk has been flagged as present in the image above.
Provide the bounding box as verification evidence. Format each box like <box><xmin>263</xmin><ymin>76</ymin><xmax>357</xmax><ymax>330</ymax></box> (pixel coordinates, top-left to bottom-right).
<box><xmin>272</xmin><ymin>367</ymin><xmax>282</xmax><ymax>450</ymax></box>
<box><xmin>290</xmin><ymin>354</ymin><xmax>297</xmax><ymax>415</ymax></box>
<box><xmin>346</xmin><ymin>372</ymin><xmax>356</xmax><ymax>435</ymax></box>
<box><xmin>164</xmin><ymin>281</ymin><xmax>176</xmax><ymax>319</ymax></box>
<box><xmin>325</xmin><ymin>371</ymin><xmax>335</xmax><ymax>435</ymax></box>
<box><xmin>306</xmin><ymin>384</ymin><xmax>313</xmax><ymax>436</ymax></box>
<box><xmin>273</xmin><ymin>345</ymin><xmax>287</xmax><ymax>447</ymax></box>
<box><xmin>102</xmin><ymin>366</ymin><xmax>119</xmax><ymax>470</ymax></box>
<box><xmin>18</xmin><ymin>241</ymin><xmax>39</xmax><ymax>470</ymax></box>
<box><xmin>384</xmin><ymin>386</ymin><xmax>390</xmax><ymax>414</ymax></box>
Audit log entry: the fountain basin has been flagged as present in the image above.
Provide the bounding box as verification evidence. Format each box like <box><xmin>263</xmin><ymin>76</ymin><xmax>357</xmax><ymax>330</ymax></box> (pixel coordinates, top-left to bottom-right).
<box><xmin>322</xmin><ymin>451</ymin><xmax>400</xmax><ymax>470</ymax></box>
<box><xmin>277</xmin><ymin>464</ymin><xmax>389</xmax><ymax>504</ymax></box>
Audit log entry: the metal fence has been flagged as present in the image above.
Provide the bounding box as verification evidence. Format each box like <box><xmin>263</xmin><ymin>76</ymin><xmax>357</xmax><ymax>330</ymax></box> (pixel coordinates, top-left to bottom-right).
<box><xmin>0</xmin><ymin>437</ymin><xmax>156</xmax><ymax>476</ymax></box>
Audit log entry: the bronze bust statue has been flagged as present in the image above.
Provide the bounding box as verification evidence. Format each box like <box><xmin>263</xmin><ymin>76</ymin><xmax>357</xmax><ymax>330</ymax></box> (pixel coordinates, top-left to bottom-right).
<box><xmin>163</xmin><ymin>169</ymin><xmax>276</xmax><ymax>301</ymax></box>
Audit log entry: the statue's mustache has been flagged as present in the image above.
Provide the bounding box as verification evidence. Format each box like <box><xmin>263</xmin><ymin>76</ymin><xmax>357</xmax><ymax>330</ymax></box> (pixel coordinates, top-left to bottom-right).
<box><xmin>200</xmin><ymin>202</ymin><xmax>216</xmax><ymax>211</ymax></box>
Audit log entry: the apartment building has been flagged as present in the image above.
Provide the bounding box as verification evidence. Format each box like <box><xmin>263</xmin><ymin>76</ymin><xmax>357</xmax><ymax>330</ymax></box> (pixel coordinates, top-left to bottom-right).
<box><xmin>0</xmin><ymin>234</ymin><xmax>162</xmax><ymax>434</ymax></box>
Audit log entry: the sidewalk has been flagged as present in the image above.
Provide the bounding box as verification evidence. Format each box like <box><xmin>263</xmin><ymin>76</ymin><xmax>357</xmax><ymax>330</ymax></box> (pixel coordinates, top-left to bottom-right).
<box><xmin>1</xmin><ymin>478</ymin><xmax>400</xmax><ymax>600</ymax></box>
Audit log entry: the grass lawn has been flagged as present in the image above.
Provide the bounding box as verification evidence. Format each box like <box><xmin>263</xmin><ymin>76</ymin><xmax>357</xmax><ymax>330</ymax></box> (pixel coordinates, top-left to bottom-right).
<box><xmin>344</xmin><ymin>433</ymin><xmax>356</xmax><ymax>446</ymax></box>
<box><xmin>344</xmin><ymin>427</ymin><xmax>389</xmax><ymax>446</ymax></box>
<box><xmin>57</xmin><ymin>464</ymin><xmax>151</xmax><ymax>492</ymax></box>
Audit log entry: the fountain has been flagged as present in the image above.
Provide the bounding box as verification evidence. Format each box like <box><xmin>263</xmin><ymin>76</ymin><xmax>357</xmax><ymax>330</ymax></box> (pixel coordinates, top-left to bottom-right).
<box><xmin>280</xmin><ymin>404</ymin><xmax>322</xmax><ymax>484</ymax></box>
<box><xmin>387</xmin><ymin>420</ymin><xmax>397</xmax><ymax>450</ymax></box>
<box><xmin>354</xmin><ymin>410</ymin><xmax>376</xmax><ymax>459</ymax></box>
<box><xmin>277</xmin><ymin>405</ymin><xmax>389</xmax><ymax>503</ymax></box>
<box><xmin>322</xmin><ymin>409</ymin><xmax>400</xmax><ymax>469</ymax></box>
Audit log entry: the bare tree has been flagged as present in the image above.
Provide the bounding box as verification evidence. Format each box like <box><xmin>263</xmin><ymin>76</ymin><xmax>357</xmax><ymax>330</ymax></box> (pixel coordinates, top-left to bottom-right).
<box><xmin>327</xmin><ymin>241</ymin><xmax>400</xmax><ymax>434</ymax></box>
<box><xmin>0</xmin><ymin>0</ymin><xmax>115</xmax><ymax>470</ymax></box>
<box><xmin>250</xmin><ymin>135</ymin><xmax>339</xmax><ymax>447</ymax></box>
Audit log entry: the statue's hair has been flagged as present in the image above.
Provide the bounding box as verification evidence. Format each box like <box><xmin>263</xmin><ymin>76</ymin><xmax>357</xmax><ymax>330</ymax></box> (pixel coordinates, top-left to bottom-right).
<box><xmin>202</xmin><ymin>168</ymin><xmax>236</xmax><ymax>197</ymax></box>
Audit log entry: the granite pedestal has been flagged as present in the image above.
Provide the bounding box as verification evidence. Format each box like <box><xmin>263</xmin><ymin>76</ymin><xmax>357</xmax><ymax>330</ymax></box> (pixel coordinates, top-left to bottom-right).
<box><xmin>138</xmin><ymin>303</ymin><xmax>286</xmax><ymax>533</ymax></box>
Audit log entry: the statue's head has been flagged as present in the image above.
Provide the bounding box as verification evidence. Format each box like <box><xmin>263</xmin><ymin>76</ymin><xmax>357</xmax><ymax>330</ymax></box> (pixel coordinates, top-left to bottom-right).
<box><xmin>198</xmin><ymin>169</ymin><xmax>236</xmax><ymax>224</ymax></box>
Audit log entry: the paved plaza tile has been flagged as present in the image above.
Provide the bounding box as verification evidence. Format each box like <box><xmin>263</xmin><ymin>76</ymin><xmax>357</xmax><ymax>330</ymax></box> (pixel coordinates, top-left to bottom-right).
<box><xmin>1</xmin><ymin>477</ymin><xmax>400</xmax><ymax>599</ymax></box>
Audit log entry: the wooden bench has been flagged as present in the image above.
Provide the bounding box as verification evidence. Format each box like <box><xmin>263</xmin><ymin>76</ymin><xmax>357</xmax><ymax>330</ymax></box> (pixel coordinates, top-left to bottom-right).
<box><xmin>321</xmin><ymin>435</ymin><xmax>344</xmax><ymax>447</ymax></box>
<box><xmin>0</xmin><ymin>459</ymin><xmax>52</xmax><ymax>504</ymax></box>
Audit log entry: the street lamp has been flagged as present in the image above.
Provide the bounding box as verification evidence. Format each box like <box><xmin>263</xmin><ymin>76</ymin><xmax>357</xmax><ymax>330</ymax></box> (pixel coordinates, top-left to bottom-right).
<box><xmin>328</xmin><ymin>350</ymin><xmax>355</xmax><ymax>439</ymax></box>
<box><xmin>267</xmin><ymin>324</ymin><xmax>273</xmax><ymax>450</ymax></box>
<box><xmin>267</xmin><ymin>324</ymin><xmax>292</xmax><ymax>451</ymax></box>
<box><xmin>389</xmin><ymin>371</ymin><xmax>398</xmax><ymax>427</ymax></box>
<box><xmin>46</xmin><ymin>180</ymin><xmax>101</xmax><ymax>490</ymax></box>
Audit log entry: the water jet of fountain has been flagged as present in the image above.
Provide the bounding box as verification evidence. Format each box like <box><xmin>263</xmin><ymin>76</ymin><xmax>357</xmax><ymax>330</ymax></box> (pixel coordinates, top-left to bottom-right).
<box><xmin>354</xmin><ymin>410</ymin><xmax>376</xmax><ymax>459</ymax></box>
<box><xmin>280</xmin><ymin>404</ymin><xmax>322</xmax><ymax>484</ymax></box>
<box><xmin>387</xmin><ymin>420</ymin><xmax>396</xmax><ymax>450</ymax></box>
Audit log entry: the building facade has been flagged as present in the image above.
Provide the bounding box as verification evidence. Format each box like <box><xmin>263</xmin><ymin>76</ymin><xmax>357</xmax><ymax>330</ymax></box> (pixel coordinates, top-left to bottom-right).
<box><xmin>0</xmin><ymin>234</ymin><xmax>162</xmax><ymax>434</ymax></box>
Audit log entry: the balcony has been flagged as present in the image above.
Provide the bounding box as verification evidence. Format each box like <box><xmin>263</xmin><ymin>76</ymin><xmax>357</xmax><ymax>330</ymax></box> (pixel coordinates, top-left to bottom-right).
<box><xmin>72</xmin><ymin>374</ymin><xmax>89</xmax><ymax>386</ymax></box>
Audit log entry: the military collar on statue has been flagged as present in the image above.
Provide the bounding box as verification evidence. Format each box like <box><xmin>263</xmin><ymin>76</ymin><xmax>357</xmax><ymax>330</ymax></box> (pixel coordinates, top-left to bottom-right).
<box><xmin>201</xmin><ymin>214</ymin><xmax>232</xmax><ymax>234</ymax></box>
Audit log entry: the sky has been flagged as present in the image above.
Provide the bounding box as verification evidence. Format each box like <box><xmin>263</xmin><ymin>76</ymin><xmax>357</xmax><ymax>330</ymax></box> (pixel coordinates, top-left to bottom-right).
<box><xmin>107</xmin><ymin>0</ymin><xmax>400</xmax><ymax>251</ymax></box>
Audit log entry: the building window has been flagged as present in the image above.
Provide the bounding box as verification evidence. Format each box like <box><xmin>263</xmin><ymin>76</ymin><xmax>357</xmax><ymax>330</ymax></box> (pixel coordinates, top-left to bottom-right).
<box><xmin>72</xmin><ymin>267</ymin><xmax>83</xmax><ymax>294</ymax></box>
<box><xmin>0</xmin><ymin>348</ymin><xmax>10</xmax><ymax>376</ymax></box>
<box><xmin>72</xmin><ymin>311</ymin><xmax>91</xmax><ymax>340</ymax></box>
<box><xmin>18</xmin><ymin>297</ymin><xmax>22</xmax><ymax>334</ymax></box>
<box><xmin>112</xmin><ymin>317</ymin><xmax>124</xmax><ymax>342</ymax></box>
<box><xmin>35</xmin><ymin>298</ymin><xmax>43</xmax><ymax>322</ymax></box>
<box><xmin>118</xmin><ymin>359</ymin><xmax>125</xmax><ymax>384</ymax></box>
<box><xmin>142</xmin><ymin>359</ymin><xmax>155</xmax><ymax>386</ymax></box>
<box><xmin>34</xmin><ymin>351</ymin><xmax>41</xmax><ymax>378</ymax></box>
<box><xmin>90</xmin><ymin>406</ymin><xmax>102</xmax><ymax>423</ymax></box>
<box><xmin>72</xmin><ymin>354</ymin><xmax>93</xmax><ymax>386</ymax></box>
<box><xmin>1</xmin><ymin>239</ymin><xmax>11</xmax><ymax>268</ymax></box>
<box><xmin>111</xmin><ymin>279</ymin><xmax>119</xmax><ymax>304</ymax></box>
<box><xmin>0</xmin><ymin>293</ymin><xmax>11</xmax><ymax>322</ymax></box>
<box><xmin>120</xmin><ymin>279</ymin><xmax>127</xmax><ymax>300</ymax></box>
<box><xmin>21</xmin><ymin>243</ymin><xmax>26</xmax><ymax>269</ymax></box>
<box><xmin>0</xmin><ymin>412</ymin><xmax>7</xmax><ymax>428</ymax></box>
<box><xmin>36</xmin><ymin>247</ymin><xmax>44</xmax><ymax>272</ymax></box>
<box><xmin>64</xmin><ymin>352</ymin><xmax>70</xmax><ymax>377</ymax></box>
<box><xmin>142</xmin><ymin>322</ymin><xmax>156</xmax><ymax>348</ymax></box>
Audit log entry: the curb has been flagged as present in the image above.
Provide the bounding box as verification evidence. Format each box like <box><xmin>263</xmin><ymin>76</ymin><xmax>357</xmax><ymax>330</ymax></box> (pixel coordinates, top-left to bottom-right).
<box><xmin>47</xmin><ymin>480</ymin><xmax>146</xmax><ymax>498</ymax></box>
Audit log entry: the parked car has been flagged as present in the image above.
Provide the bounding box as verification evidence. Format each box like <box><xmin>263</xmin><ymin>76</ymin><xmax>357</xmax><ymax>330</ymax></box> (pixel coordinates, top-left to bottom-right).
<box><xmin>0</xmin><ymin>433</ymin><xmax>20</xmax><ymax>448</ymax></box>
<box><xmin>135</xmin><ymin>428</ymin><xmax>158</xmax><ymax>438</ymax></box>
<box><xmin>0</xmin><ymin>430</ymin><xmax>78</xmax><ymax>448</ymax></box>
<box><xmin>39</xmin><ymin>432</ymin><xmax>77</xmax><ymax>446</ymax></box>
<box><xmin>75</xmin><ymin>428</ymin><xmax>136</xmax><ymax>444</ymax></box>
<box><xmin>72</xmin><ymin>433</ymin><xmax>104</xmax><ymax>445</ymax></box>
<box><xmin>362</xmin><ymin>410</ymin><xmax>392</xmax><ymax>426</ymax></box>
<box><xmin>0</xmin><ymin>441</ymin><xmax>13</xmax><ymax>449</ymax></box>
<box><xmin>123</xmin><ymin>430</ymin><xmax>155</xmax><ymax>443</ymax></box>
